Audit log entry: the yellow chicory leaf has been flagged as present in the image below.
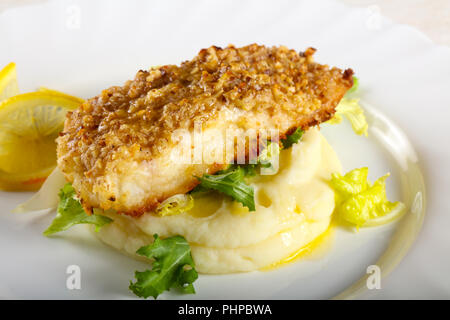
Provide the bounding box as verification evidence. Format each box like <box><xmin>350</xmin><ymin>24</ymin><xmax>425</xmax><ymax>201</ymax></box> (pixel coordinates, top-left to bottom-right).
<box><xmin>155</xmin><ymin>194</ymin><xmax>194</xmax><ymax>216</ymax></box>
<box><xmin>329</xmin><ymin>97</ymin><xmax>368</xmax><ymax>136</ymax></box>
<box><xmin>328</xmin><ymin>76</ymin><xmax>368</xmax><ymax>136</ymax></box>
<box><xmin>330</xmin><ymin>167</ymin><xmax>403</xmax><ymax>227</ymax></box>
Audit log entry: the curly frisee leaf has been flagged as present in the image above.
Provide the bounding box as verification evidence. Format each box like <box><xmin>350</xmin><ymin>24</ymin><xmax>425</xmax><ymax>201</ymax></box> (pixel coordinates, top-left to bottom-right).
<box><xmin>43</xmin><ymin>183</ymin><xmax>112</xmax><ymax>236</ymax></box>
<box><xmin>129</xmin><ymin>234</ymin><xmax>198</xmax><ymax>299</ymax></box>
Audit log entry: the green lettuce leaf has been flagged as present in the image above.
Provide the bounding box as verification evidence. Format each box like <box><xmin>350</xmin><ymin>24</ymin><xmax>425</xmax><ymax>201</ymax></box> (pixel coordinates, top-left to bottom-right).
<box><xmin>227</xmin><ymin>140</ymin><xmax>282</xmax><ymax>176</ymax></box>
<box><xmin>191</xmin><ymin>129</ymin><xmax>305</xmax><ymax>210</ymax></box>
<box><xmin>348</xmin><ymin>76</ymin><xmax>359</xmax><ymax>93</ymax></box>
<box><xmin>194</xmin><ymin>166</ymin><xmax>255</xmax><ymax>211</ymax></box>
<box><xmin>330</xmin><ymin>167</ymin><xmax>402</xmax><ymax>227</ymax></box>
<box><xmin>129</xmin><ymin>234</ymin><xmax>198</xmax><ymax>299</ymax></box>
<box><xmin>43</xmin><ymin>183</ymin><xmax>113</xmax><ymax>236</ymax></box>
<box><xmin>281</xmin><ymin>128</ymin><xmax>304</xmax><ymax>149</ymax></box>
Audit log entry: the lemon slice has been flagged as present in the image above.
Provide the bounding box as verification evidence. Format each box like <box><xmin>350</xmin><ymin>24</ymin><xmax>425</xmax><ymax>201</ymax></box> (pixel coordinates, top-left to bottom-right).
<box><xmin>0</xmin><ymin>63</ymin><xmax>19</xmax><ymax>101</ymax></box>
<box><xmin>0</xmin><ymin>92</ymin><xmax>82</xmax><ymax>191</ymax></box>
<box><xmin>38</xmin><ymin>87</ymin><xmax>85</xmax><ymax>104</ymax></box>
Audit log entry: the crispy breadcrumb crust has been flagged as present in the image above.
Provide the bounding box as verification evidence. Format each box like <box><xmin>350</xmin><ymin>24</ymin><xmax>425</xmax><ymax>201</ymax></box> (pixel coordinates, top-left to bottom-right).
<box><xmin>57</xmin><ymin>44</ymin><xmax>353</xmax><ymax>216</ymax></box>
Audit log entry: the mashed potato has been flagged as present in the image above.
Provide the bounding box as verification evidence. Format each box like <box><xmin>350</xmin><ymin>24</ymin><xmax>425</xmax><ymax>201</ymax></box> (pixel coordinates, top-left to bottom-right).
<box><xmin>95</xmin><ymin>128</ymin><xmax>342</xmax><ymax>273</ymax></box>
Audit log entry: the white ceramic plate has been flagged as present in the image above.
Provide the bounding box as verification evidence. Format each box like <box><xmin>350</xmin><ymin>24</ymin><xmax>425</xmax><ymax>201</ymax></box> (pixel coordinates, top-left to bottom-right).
<box><xmin>0</xmin><ymin>0</ymin><xmax>449</xmax><ymax>299</ymax></box>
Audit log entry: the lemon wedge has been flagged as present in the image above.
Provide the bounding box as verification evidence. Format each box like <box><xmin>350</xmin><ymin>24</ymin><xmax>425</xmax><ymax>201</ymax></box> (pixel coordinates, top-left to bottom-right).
<box><xmin>0</xmin><ymin>62</ymin><xmax>19</xmax><ymax>101</ymax></box>
<box><xmin>0</xmin><ymin>92</ymin><xmax>82</xmax><ymax>190</ymax></box>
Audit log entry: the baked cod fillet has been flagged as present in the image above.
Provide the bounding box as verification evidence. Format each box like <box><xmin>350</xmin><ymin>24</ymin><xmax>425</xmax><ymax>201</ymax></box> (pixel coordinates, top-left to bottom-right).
<box><xmin>57</xmin><ymin>44</ymin><xmax>353</xmax><ymax>216</ymax></box>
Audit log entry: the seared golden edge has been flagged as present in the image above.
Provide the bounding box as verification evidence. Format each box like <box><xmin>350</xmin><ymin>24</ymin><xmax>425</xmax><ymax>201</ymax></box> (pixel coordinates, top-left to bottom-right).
<box><xmin>57</xmin><ymin>44</ymin><xmax>353</xmax><ymax>217</ymax></box>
